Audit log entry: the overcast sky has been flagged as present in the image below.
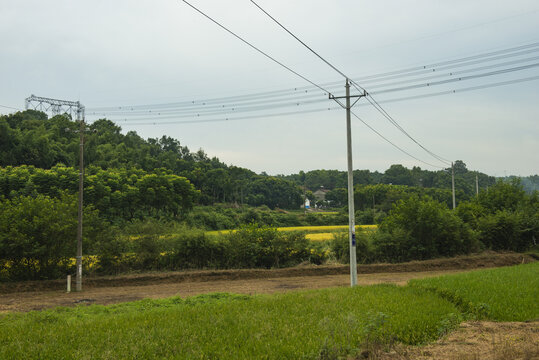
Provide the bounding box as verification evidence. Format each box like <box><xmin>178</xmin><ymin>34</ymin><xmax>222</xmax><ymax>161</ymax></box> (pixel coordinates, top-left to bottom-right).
<box><xmin>1</xmin><ymin>0</ymin><xmax>538</xmax><ymax>176</ymax></box>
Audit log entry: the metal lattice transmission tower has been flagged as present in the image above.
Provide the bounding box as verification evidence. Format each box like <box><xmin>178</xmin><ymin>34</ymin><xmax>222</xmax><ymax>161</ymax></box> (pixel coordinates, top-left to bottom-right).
<box><xmin>25</xmin><ymin>94</ymin><xmax>85</xmax><ymax>120</ymax></box>
<box><xmin>25</xmin><ymin>94</ymin><xmax>86</xmax><ymax>292</ymax></box>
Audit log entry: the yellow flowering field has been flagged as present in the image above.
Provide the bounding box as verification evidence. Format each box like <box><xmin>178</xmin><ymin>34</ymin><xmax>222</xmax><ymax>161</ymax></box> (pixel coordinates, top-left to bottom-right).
<box><xmin>207</xmin><ymin>225</ymin><xmax>377</xmax><ymax>238</ymax></box>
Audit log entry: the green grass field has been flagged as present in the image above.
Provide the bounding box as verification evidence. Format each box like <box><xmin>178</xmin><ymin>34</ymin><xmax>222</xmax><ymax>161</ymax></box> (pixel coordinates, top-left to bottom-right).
<box><xmin>0</xmin><ymin>263</ymin><xmax>537</xmax><ymax>359</ymax></box>
<box><xmin>410</xmin><ymin>262</ymin><xmax>539</xmax><ymax>321</ymax></box>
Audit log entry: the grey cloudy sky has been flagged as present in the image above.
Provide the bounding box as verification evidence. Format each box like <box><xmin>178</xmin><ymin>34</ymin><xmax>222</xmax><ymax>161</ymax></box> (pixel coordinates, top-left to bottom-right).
<box><xmin>1</xmin><ymin>0</ymin><xmax>538</xmax><ymax>176</ymax></box>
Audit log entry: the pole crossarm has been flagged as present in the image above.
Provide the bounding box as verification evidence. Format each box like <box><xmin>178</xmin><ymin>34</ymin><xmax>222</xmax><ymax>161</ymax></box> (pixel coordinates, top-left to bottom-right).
<box><xmin>329</xmin><ymin>90</ymin><xmax>367</xmax><ymax>109</ymax></box>
<box><xmin>25</xmin><ymin>94</ymin><xmax>85</xmax><ymax>119</ymax></box>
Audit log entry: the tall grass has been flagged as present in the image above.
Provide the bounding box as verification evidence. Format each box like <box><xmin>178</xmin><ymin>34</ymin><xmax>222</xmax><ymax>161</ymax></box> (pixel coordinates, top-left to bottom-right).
<box><xmin>1</xmin><ymin>263</ymin><xmax>537</xmax><ymax>358</ymax></box>
<box><xmin>0</xmin><ymin>285</ymin><xmax>459</xmax><ymax>359</ymax></box>
<box><xmin>410</xmin><ymin>262</ymin><xmax>539</xmax><ymax>321</ymax></box>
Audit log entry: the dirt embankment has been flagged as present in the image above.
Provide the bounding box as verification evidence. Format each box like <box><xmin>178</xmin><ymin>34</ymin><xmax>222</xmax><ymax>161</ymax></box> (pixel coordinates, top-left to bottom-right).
<box><xmin>0</xmin><ymin>251</ymin><xmax>534</xmax><ymax>294</ymax></box>
<box><xmin>1</xmin><ymin>252</ymin><xmax>536</xmax><ymax>358</ymax></box>
<box><xmin>377</xmin><ymin>321</ymin><xmax>539</xmax><ymax>360</ymax></box>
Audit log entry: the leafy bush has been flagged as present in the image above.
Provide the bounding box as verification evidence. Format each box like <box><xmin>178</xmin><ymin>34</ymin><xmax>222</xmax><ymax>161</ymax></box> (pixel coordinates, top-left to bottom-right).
<box><xmin>477</xmin><ymin>210</ymin><xmax>538</xmax><ymax>252</ymax></box>
<box><xmin>168</xmin><ymin>229</ymin><xmax>225</xmax><ymax>269</ymax></box>
<box><xmin>224</xmin><ymin>224</ymin><xmax>310</xmax><ymax>268</ymax></box>
<box><xmin>329</xmin><ymin>230</ymin><xmax>372</xmax><ymax>264</ymax></box>
<box><xmin>0</xmin><ymin>194</ymin><xmax>109</xmax><ymax>280</ymax></box>
<box><xmin>477</xmin><ymin>178</ymin><xmax>527</xmax><ymax>213</ymax></box>
<box><xmin>372</xmin><ymin>196</ymin><xmax>478</xmax><ymax>262</ymax></box>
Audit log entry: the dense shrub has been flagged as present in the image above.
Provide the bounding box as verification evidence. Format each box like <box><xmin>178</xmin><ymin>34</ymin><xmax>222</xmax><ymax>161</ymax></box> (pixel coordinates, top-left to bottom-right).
<box><xmin>88</xmin><ymin>223</ymin><xmax>316</xmax><ymax>275</ymax></box>
<box><xmin>477</xmin><ymin>210</ymin><xmax>538</xmax><ymax>252</ymax></box>
<box><xmin>225</xmin><ymin>224</ymin><xmax>310</xmax><ymax>268</ymax></box>
<box><xmin>0</xmin><ymin>194</ymin><xmax>110</xmax><ymax>281</ymax></box>
<box><xmin>329</xmin><ymin>231</ymin><xmax>372</xmax><ymax>264</ymax></box>
<box><xmin>371</xmin><ymin>196</ymin><xmax>478</xmax><ymax>262</ymax></box>
<box><xmin>477</xmin><ymin>179</ymin><xmax>527</xmax><ymax>213</ymax></box>
<box><xmin>169</xmin><ymin>229</ymin><xmax>225</xmax><ymax>269</ymax></box>
<box><xmin>183</xmin><ymin>205</ymin><xmax>347</xmax><ymax>230</ymax></box>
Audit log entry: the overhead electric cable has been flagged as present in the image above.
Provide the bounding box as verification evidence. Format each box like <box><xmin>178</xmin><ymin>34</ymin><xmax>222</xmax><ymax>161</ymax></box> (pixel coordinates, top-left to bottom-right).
<box><xmin>356</xmin><ymin>42</ymin><xmax>539</xmax><ymax>81</ymax></box>
<box><xmin>250</xmin><ymin>0</ymin><xmax>450</xmax><ymax>166</ymax></box>
<box><xmin>88</xmin><ymin>42</ymin><xmax>539</xmax><ymax>113</ymax></box>
<box><xmin>0</xmin><ymin>104</ymin><xmax>23</xmax><ymax>111</ymax></box>
<box><xmin>94</xmin><ymin>59</ymin><xmax>539</xmax><ymax>123</ymax></box>
<box><xmin>352</xmin><ymin>81</ymin><xmax>452</xmax><ymax>164</ymax></box>
<box><xmin>120</xmin><ymin>106</ymin><xmax>338</xmax><ymax>125</ymax></box>
<box><xmin>374</xmin><ymin>75</ymin><xmax>539</xmax><ymax>105</ymax></box>
<box><xmin>365</xmin><ymin>55</ymin><xmax>539</xmax><ymax>90</ymax></box>
<box><xmin>182</xmin><ymin>0</ymin><xmax>331</xmax><ymax>95</ymax></box>
<box><xmin>114</xmin><ymin>74</ymin><xmax>539</xmax><ymax>126</ymax></box>
<box><xmin>250</xmin><ymin>0</ymin><xmax>351</xmax><ymax>81</ymax></box>
<box><xmin>370</xmin><ymin>62</ymin><xmax>539</xmax><ymax>95</ymax></box>
<box><xmin>350</xmin><ymin>110</ymin><xmax>445</xmax><ymax>169</ymax></box>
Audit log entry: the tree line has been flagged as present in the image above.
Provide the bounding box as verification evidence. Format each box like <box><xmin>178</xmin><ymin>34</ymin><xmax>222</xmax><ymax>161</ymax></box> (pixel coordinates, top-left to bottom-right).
<box><xmin>0</xmin><ymin>111</ymin><xmax>302</xmax><ymax>210</ymax></box>
<box><xmin>282</xmin><ymin>162</ymin><xmax>498</xmax><ymax>199</ymax></box>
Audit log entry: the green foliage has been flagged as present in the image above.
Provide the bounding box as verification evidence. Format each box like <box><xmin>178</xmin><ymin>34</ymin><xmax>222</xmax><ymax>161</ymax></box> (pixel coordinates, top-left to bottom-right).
<box><xmin>225</xmin><ymin>224</ymin><xmax>310</xmax><ymax>268</ymax></box>
<box><xmin>372</xmin><ymin>196</ymin><xmax>478</xmax><ymax>262</ymax></box>
<box><xmin>88</xmin><ymin>221</ymin><xmax>317</xmax><ymax>274</ymax></box>
<box><xmin>410</xmin><ymin>262</ymin><xmax>539</xmax><ymax>321</ymax></box>
<box><xmin>0</xmin><ymin>111</ymin><xmax>302</xmax><ymax>209</ymax></box>
<box><xmin>0</xmin><ymin>194</ymin><xmax>110</xmax><ymax>281</ymax></box>
<box><xmin>283</xmin><ymin>162</ymin><xmax>496</xmax><ymax>201</ymax></box>
<box><xmin>184</xmin><ymin>205</ymin><xmax>347</xmax><ymax>230</ymax></box>
<box><xmin>477</xmin><ymin>210</ymin><xmax>538</xmax><ymax>252</ymax></box>
<box><xmin>245</xmin><ymin>177</ymin><xmax>302</xmax><ymax>209</ymax></box>
<box><xmin>0</xmin><ymin>285</ymin><xmax>460</xmax><ymax>359</ymax></box>
<box><xmin>329</xmin><ymin>231</ymin><xmax>373</xmax><ymax>264</ymax></box>
<box><xmin>455</xmin><ymin>180</ymin><xmax>538</xmax><ymax>252</ymax></box>
<box><xmin>354</xmin><ymin>183</ymin><xmax>454</xmax><ymax>213</ymax></box>
<box><xmin>0</xmin><ymin>165</ymin><xmax>199</xmax><ymax>221</ymax></box>
<box><xmin>477</xmin><ymin>178</ymin><xmax>527</xmax><ymax>213</ymax></box>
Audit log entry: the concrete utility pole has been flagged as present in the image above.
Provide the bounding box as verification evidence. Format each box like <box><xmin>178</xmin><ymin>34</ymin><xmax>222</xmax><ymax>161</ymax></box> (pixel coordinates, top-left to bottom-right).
<box><xmin>476</xmin><ymin>174</ymin><xmax>479</xmax><ymax>197</ymax></box>
<box><xmin>330</xmin><ymin>79</ymin><xmax>366</xmax><ymax>287</ymax></box>
<box><xmin>451</xmin><ymin>162</ymin><xmax>456</xmax><ymax>210</ymax></box>
<box><xmin>25</xmin><ymin>95</ymin><xmax>85</xmax><ymax>291</ymax></box>
<box><xmin>76</xmin><ymin>108</ymin><xmax>84</xmax><ymax>292</ymax></box>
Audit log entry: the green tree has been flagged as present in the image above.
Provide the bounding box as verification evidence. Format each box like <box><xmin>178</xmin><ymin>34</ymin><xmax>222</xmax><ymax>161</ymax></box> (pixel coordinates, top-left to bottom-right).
<box><xmin>0</xmin><ymin>194</ymin><xmax>104</xmax><ymax>280</ymax></box>
<box><xmin>372</xmin><ymin>196</ymin><xmax>477</xmax><ymax>262</ymax></box>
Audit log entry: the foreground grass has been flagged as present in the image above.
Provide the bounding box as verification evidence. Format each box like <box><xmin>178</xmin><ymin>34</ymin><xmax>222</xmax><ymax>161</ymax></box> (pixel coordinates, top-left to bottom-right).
<box><xmin>410</xmin><ymin>262</ymin><xmax>539</xmax><ymax>321</ymax></box>
<box><xmin>0</xmin><ymin>285</ymin><xmax>458</xmax><ymax>359</ymax></box>
<box><xmin>1</xmin><ymin>263</ymin><xmax>537</xmax><ymax>359</ymax></box>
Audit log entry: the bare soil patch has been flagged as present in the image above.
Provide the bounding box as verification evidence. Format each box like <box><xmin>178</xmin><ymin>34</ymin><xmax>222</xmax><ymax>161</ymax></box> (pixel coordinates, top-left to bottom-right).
<box><xmin>375</xmin><ymin>321</ymin><xmax>539</xmax><ymax>360</ymax></box>
<box><xmin>0</xmin><ymin>252</ymin><xmax>534</xmax><ymax>313</ymax></box>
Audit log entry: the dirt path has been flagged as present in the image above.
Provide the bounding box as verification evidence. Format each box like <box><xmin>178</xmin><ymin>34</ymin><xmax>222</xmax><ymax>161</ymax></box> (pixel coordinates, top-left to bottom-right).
<box><xmin>378</xmin><ymin>321</ymin><xmax>539</xmax><ymax>360</ymax></box>
<box><xmin>0</xmin><ymin>252</ymin><xmax>535</xmax><ymax>313</ymax></box>
<box><xmin>0</xmin><ymin>269</ymin><xmax>467</xmax><ymax>312</ymax></box>
<box><xmin>1</xmin><ymin>253</ymin><xmax>537</xmax><ymax>359</ymax></box>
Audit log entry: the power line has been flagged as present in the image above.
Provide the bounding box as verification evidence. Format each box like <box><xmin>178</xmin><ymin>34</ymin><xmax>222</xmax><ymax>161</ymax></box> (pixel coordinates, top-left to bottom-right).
<box><xmin>371</xmin><ymin>62</ymin><xmax>539</xmax><ymax>95</ymax></box>
<box><xmin>115</xmin><ymin>74</ymin><xmax>539</xmax><ymax>125</ymax></box>
<box><xmin>97</xmin><ymin>64</ymin><xmax>539</xmax><ymax>125</ymax></box>
<box><xmin>114</xmin><ymin>74</ymin><xmax>539</xmax><ymax>170</ymax></box>
<box><xmin>350</xmin><ymin>110</ymin><xmax>445</xmax><ymax>169</ymax></box>
<box><xmin>88</xmin><ymin>42</ymin><xmax>539</xmax><ymax>113</ymax></box>
<box><xmin>250</xmin><ymin>0</ymin><xmax>351</xmax><ymax>81</ymax></box>
<box><xmin>365</xmin><ymin>75</ymin><xmax>539</xmax><ymax>105</ymax></box>
<box><xmin>359</xmin><ymin>84</ymin><xmax>452</xmax><ymax>165</ymax></box>
<box><xmin>181</xmin><ymin>0</ymin><xmax>331</xmax><ymax>96</ymax></box>
<box><xmin>121</xmin><ymin>106</ymin><xmax>338</xmax><ymax>125</ymax></box>
<box><xmin>356</xmin><ymin>42</ymin><xmax>539</xmax><ymax>82</ymax></box>
<box><xmin>91</xmin><ymin>53</ymin><xmax>539</xmax><ymax>119</ymax></box>
<box><xmin>0</xmin><ymin>104</ymin><xmax>23</xmax><ymax>112</ymax></box>
<box><xmin>365</xmin><ymin>54</ymin><xmax>539</xmax><ymax>90</ymax></box>
<box><xmin>249</xmin><ymin>0</ymin><xmax>452</xmax><ymax>166</ymax></box>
